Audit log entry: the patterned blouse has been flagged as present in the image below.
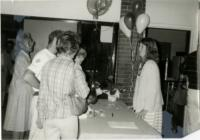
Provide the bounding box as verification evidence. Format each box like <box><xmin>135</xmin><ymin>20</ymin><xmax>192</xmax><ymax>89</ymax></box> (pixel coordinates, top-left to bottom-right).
<box><xmin>37</xmin><ymin>55</ymin><xmax>90</xmax><ymax>123</ymax></box>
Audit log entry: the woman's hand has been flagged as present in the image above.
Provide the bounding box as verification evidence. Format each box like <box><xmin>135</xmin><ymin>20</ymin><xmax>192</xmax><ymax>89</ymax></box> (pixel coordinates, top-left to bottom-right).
<box><xmin>136</xmin><ymin>109</ymin><xmax>147</xmax><ymax>119</ymax></box>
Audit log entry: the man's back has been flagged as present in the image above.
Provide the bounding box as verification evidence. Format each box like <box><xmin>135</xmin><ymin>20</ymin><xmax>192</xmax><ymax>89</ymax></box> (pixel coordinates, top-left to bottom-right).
<box><xmin>28</xmin><ymin>48</ymin><xmax>56</xmax><ymax>81</ymax></box>
<box><xmin>38</xmin><ymin>55</ymin><xmax>75</xmax><ymax>120</ymax></box>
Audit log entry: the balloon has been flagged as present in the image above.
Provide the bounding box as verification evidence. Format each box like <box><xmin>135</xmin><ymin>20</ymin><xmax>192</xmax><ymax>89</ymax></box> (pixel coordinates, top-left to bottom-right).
<box><xmin>87</xmin><ymin>0</ymin><xmax>112</xmax><ymax>18</ymax></box>
<box><xmin>119</xmin><ymin>16</ymin><xmax>131</xmax><ymax>38</ymax></box>
<box><xmin>136</xmin><ymin>13</ymin><xmax>150</xmax><ymax>34</ymax></box>
<box><xmin>132</xmin><ymin>0</ymin><xmax>143</xmax><ymax>17</ymax></box>
<box><xmin>124</xmin><ymin>12</ymin><xmax>135</xmax><ymax>30</ymax></box>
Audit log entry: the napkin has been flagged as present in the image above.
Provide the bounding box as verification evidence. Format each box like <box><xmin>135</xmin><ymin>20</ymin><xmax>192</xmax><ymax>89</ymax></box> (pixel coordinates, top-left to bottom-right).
<box><xmin>108</xmin><ymin>121</ymin><xmax>138</xmax><ymax>129</ymax></box>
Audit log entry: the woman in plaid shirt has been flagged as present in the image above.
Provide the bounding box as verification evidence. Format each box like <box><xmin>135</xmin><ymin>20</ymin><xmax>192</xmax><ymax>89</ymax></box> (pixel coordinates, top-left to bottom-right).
<box><xmin>37</xmin><ymin>31</ymin><xmax>90</xmax><ymax>140</ymax></box>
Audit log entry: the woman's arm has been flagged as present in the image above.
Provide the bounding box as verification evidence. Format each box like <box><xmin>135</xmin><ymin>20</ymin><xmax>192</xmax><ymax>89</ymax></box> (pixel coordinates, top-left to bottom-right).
<box><xmin>23</xmin><ymin>69</ymin><xmax>40</xmax><ymax>89</ymax></box>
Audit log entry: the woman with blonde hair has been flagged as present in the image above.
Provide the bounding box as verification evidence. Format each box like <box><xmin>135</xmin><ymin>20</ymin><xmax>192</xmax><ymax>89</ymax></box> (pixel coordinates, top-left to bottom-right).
<box><xmin>4</xmin><ymin>31</ymin><xmax>35</xmax><ymax>139</ymax></box>
<box><xmin>133</xmin><ymin>38</ymin><xmax>164</xmax><ymax>134</ymax></box>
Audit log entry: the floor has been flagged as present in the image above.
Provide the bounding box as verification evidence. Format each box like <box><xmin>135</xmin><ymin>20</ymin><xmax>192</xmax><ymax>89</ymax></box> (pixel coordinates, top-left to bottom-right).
<box><xmin>1</xmin><ymin>103</ymin><xmax>14</xmax><ymax>140</ymax></box>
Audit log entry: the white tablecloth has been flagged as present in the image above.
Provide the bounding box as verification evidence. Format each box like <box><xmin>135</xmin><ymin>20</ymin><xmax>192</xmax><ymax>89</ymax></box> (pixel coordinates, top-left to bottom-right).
<box><xmin>78</xmin><ymin>99</ymin><xmax>162</xmax><ymax>139</ymax></box>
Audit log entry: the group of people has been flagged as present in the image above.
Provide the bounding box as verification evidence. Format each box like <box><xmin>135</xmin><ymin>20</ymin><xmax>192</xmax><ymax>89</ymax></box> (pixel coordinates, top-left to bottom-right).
<box><xmin>3</xmin><ymin>27</ymin><xmax>197</xmax><ymax>139</ymax></box>
<box><xmin>3</xmin><ymin>28</ymin><xmax>164</xmax><ymax>140</ymax></box>
<box><xmin>4</xmin><ymin>30</ymin><xmax>90</xmax><ymax>140</ymax></box>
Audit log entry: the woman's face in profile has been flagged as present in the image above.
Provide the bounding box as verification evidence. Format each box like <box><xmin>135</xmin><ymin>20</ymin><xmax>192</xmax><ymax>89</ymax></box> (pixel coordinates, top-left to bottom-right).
<box><xmin>22</xmin><ymin>38</ymin><xmax>35</xmax><ymax>53</ymax></box>
<box><xmin>139</xmin><ymin>43</ymin><xmax>147</xmax><ymax>60</ymax></box>
<box><xmin>75</xmin><ymin>55</ymin><xmax>84</xmax><ymax>64</ymax></box>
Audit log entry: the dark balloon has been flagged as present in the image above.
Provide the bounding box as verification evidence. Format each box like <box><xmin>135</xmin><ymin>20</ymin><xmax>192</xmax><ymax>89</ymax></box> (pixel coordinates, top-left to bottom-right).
<box><xmin>132</xmin><ymin>0</ymin><xmax>143</xmax><ymax>17</ymax></box>
<box><xmin>124</xmin><ymin>12</ymin><xmax>135</xmax><ymax>29</ymax></box>
<box><xmin>119</xmin><ymin>16</ymin><xmax>131</xmax><ymax>38</ymax></box>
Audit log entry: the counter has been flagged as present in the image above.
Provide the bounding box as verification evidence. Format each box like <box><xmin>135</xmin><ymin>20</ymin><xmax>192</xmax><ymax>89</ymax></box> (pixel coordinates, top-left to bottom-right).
<box><xmin>79</xmin><ymin>99</ymin><xmax>162</xmax><ymax>139</ymax></box>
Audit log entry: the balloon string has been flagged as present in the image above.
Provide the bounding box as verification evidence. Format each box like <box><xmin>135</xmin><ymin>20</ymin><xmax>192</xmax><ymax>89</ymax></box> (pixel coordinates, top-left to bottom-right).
<box><xmin>129</xmin><ymin>38</ymin><xmax>132</xmax><ymax>95</ymax></box>
<box><xmin>129</xmin><ymin>30</ymin><xmax>141</xmax><ymax>98</ymax></box>
<box><xmin>129</xmin><ymin>29</ymin><xmax>135</xmax><ymax>97</ymax></box>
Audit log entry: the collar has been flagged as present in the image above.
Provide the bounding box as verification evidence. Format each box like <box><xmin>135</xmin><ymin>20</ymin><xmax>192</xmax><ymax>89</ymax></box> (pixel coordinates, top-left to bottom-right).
<box><xmin>21</xmin><ymin>50</ymin><xmax>30</xmax><ymax>57</ymax></box>
<box><xmin>20</xmin><ymin>50</ymin><xmax>31</xmax><ymax>61</ymax></box>
<box><xmin>58</xmin><ymin>54</ymin><xmax>74</xmax><ymax>62</ymax></box>
<box><xmin>44</xmin><ymin>48</ymin><xmax>56</xmax><ymax>57</ymax></box>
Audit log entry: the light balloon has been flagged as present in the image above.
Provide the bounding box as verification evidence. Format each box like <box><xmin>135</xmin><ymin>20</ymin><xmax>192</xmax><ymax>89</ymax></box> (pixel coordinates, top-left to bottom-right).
<box><xmin>136</xmin><ymin>13</ymin><xmax>150</xmax><ymax>34</ymax></box>
<box><xmin>119</xmin><ymin>16</ymin><xmax>131</xmax><ymax>38</ymax></box>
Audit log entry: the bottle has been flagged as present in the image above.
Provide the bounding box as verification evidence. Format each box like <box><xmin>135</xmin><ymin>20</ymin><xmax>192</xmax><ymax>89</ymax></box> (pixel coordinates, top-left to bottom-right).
<box><xmin>86</xmin><ymin>81</ymin><xmax>97</xmax><ymax>104</ymax></box>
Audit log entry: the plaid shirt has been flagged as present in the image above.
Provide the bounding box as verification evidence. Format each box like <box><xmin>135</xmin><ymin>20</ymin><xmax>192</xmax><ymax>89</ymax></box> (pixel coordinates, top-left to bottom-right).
<box><xmin>37</xmin><ymin>55</ymin><xmax>90</xmax><ymax>122</ymax></box>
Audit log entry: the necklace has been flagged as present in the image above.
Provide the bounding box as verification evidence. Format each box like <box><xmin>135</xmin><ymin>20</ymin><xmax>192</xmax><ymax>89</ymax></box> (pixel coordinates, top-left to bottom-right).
<box><xmin>137</xmin><ymin>61</ymin><xmax>146</xmax><ymax>76</ymax></box>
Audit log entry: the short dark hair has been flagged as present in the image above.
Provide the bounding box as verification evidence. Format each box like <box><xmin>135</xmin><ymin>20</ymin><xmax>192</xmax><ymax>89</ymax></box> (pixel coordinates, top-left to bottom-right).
<box><xmin>56</xmin><ymin>31</ymin><xmax>80</xmax><ymax>55</ymax></box>
<box><xmin>48</xmin><ymin>30</ymin><xmax>63</xmax><ymax>44</ymax></box>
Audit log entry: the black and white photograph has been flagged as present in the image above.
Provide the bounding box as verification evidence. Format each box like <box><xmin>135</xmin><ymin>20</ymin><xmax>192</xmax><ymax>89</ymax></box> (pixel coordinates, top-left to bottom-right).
<box><xmin>1</xmin><ymin>0</ymin><xmax>200</xmax><ymax>139</ymax></box>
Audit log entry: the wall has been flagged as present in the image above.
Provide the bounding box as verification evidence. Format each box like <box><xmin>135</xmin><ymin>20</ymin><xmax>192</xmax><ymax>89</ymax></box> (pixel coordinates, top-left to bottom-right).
<box><xmin>1</xmin><ymin>0</ymin><xmax>121</xmax><ymax>23</ymax></box>
<box><xmin>147</xmin><ymin>28</ymin><xmax>187</xmax><ymax>59</ymax></box>
<box><xmin>146</xmin><ymin>0</ymin><xmax>199</xmax><ymax>53</ymax></box>
<box><xmin>24</xmin><ymin>19</ymin><xmax>77</xmax><ymax>56</ymax></box>
<box><xmin>115</xmin><ymin>0</ymin><xmax>145</xmax><ymax>105</ymax></box>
